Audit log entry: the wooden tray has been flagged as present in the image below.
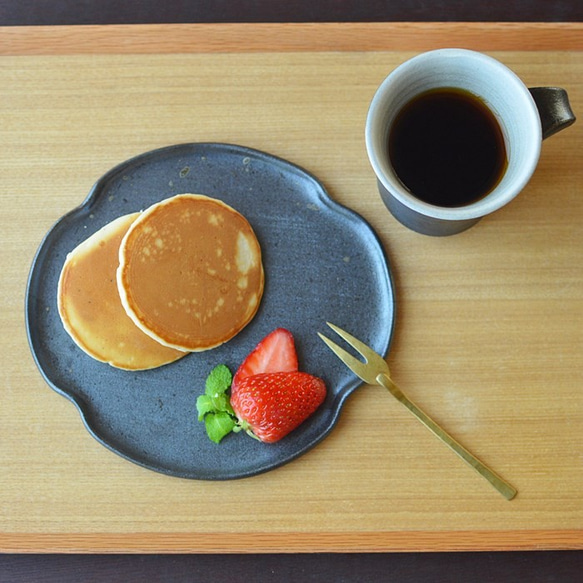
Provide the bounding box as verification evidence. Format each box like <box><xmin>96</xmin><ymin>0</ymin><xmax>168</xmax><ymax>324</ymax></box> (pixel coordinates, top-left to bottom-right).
<box><xmin>1</xmin><ymin>23</ymin><xmax>582</xmax><ymax>553</ymax></box>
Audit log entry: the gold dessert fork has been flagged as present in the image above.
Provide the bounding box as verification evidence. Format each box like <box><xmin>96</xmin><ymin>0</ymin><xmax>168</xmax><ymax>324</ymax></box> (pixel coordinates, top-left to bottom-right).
<box><xmin>319</xmin><ymin>322</ymin><xmax>517</xmax><ymax>500</ymax></box>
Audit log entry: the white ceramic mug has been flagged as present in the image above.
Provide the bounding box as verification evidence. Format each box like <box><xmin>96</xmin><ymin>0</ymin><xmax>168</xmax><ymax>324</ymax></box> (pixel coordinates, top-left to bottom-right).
<box><xmin>365</xmin><ymin>49</ymin><xmax>576</xmax><ymax>236</ymax></box>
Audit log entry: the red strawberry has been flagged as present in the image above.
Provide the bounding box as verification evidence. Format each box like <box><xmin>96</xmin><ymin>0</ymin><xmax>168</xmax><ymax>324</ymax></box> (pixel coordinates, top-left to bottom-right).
<box><xmin>232</xmin><ymin>328</ymin><xmax>298</xmax><ymax>393</ymax></box>
<box><xmin>230</xmin><ymin>371</ymin><xmax>326</xmax><ymax>443</ymax></box>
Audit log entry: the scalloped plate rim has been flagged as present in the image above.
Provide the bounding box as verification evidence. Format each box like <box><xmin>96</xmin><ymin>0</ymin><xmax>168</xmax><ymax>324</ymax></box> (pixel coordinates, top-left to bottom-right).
<box><xmin>25</xmin><ymin>142</ymin><xmax>396</xmax><ymax>480</ymax></box>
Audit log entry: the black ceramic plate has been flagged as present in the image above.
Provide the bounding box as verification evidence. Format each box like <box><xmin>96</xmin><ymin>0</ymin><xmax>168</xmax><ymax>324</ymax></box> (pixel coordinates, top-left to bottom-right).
<box><xmin>26</xmin><ymin>143</ymin><xmax>395</xmax><ymax>480</ymax></box>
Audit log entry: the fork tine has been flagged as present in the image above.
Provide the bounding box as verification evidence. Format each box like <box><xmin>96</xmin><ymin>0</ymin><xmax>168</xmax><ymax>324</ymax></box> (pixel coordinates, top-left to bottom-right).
<box><xmin>317</xmin><ymin>332</ymin><xmax>376</xmax><ymax>384</ymax></box>
<box><xmin>325</xmin><ymin>322</ymin><xmax>389</xmax><ymax>373</ymax></box>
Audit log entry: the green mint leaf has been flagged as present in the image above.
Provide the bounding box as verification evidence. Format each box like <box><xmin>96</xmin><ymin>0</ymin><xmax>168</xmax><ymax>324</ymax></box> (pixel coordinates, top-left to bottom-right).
<box><xmin>205</xmin><ymin>364</ymin><xmax>232</xmax><ymax>396</ymax></box>
<box><xmin>197</xmin><ymin>364</ymin><xmax>238</xmax><ymax>443</ymax></box>
<box><xmin>210</xmin><ymin>392</ymin><xmax>235</xmax><ymax>416</ymax></box>
<box><xmin>196</xmin><ymin>394</ymin><xmax>215</xmax><ymax>421</ymax></box>
<box><xmin>205</xmin><ymin>411</ymin><xmax>237</xmax><ymax>444</ymax></box>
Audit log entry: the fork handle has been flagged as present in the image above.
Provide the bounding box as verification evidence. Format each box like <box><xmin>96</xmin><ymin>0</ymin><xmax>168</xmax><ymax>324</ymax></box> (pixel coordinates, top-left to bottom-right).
<box><xmin>376</xmin><ymin>374</ymin><xmax>517</xmax><ymax>500</ymax></box>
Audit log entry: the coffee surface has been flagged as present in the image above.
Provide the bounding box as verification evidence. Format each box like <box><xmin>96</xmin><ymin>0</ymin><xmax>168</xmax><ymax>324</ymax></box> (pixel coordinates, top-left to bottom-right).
<box><xmin>388</xmin><ymin>88</ymin><xmax>507</xmax><ymax>207</ymax></box>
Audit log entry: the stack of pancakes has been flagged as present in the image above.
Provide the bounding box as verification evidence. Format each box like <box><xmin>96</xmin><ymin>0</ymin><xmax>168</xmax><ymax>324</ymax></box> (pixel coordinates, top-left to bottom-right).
<box><xmin>58</xmin><ymin>194</ymin><xmax>264</xmax><ymax>370</ymax></box>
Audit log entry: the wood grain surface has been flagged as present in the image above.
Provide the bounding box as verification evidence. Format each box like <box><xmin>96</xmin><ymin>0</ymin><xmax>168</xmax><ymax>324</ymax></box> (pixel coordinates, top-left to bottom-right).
<box><xmin>1</xmin><ymin>22</ymin><xmax>582</xmax><ymax>55</ymax></box>
<box><xmin>1</xmin><ymin>23</ymin><xmax>582</xmax><ymax>553</ymax></box>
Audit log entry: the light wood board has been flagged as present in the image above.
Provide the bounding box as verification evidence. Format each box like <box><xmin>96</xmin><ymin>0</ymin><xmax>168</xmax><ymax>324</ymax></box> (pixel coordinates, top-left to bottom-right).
<box><xmin>0</xmin><ymin>23</ymin><xmax>582</xmax><ymax>552</ymax></box>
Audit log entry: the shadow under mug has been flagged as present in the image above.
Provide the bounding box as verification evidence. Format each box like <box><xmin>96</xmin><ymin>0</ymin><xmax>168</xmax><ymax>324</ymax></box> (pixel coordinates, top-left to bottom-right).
<box><xmin>365</xmin><ymin>49</ymin><xmax>576</xmax><ymax>236</ymax></box>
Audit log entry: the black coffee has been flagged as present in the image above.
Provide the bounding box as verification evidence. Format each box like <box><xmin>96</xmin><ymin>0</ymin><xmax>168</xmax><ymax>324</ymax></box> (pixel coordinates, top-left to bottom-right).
<box><xmin>388</xmin><ymin>88</ymin><xmax>507</xmax><ymax>207</ymax></box>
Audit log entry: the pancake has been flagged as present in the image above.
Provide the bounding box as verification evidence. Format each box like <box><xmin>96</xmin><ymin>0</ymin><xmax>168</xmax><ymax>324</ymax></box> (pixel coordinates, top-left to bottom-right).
<box><xmin>117</xmin><ymin>194</ymin><xmax>264</xmax><ymax>352</ymax></box>
<box><xmin>57</xmin><ymin>213</ymin><xmax>186</xmax><ymax>370</ymax></box>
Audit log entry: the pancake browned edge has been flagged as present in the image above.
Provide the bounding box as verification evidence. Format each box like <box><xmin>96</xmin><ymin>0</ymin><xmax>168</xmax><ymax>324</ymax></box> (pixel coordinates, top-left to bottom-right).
<box><xmin>117</xmin><ymin>194</ymin><xmax>264</xmax><ymax>352</ymax></box>
<box><xmin>57</xmin><ymin>213</ymin><xmax>187</xmax><ymax>370</ymax></box>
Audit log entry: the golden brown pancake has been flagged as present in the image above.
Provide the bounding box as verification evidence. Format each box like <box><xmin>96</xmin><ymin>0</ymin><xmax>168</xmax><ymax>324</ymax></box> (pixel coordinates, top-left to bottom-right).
<box><xmin>117</xmin><ymin>194</ymin><xmax>264</xmax><ymax>352</ymax></box>
<box><xmin>57</xmin><ymin>213</ymin><xmax>186</xmax><ymax>370</ymax></box>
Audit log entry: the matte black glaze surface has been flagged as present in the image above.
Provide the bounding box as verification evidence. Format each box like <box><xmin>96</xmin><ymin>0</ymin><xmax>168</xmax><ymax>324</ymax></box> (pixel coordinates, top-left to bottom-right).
<box><xmin>26</xmin><ymin>142</ymin><xmax>395</xmax><ymax>480</ymax></box>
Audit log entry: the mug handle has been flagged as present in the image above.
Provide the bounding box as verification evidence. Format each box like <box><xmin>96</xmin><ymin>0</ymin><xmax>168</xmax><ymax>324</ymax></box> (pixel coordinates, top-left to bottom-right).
<box><xmin>529</xmin><ymin>87</ymin><xmax>576</xmax><ymax>139</ymax></box>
